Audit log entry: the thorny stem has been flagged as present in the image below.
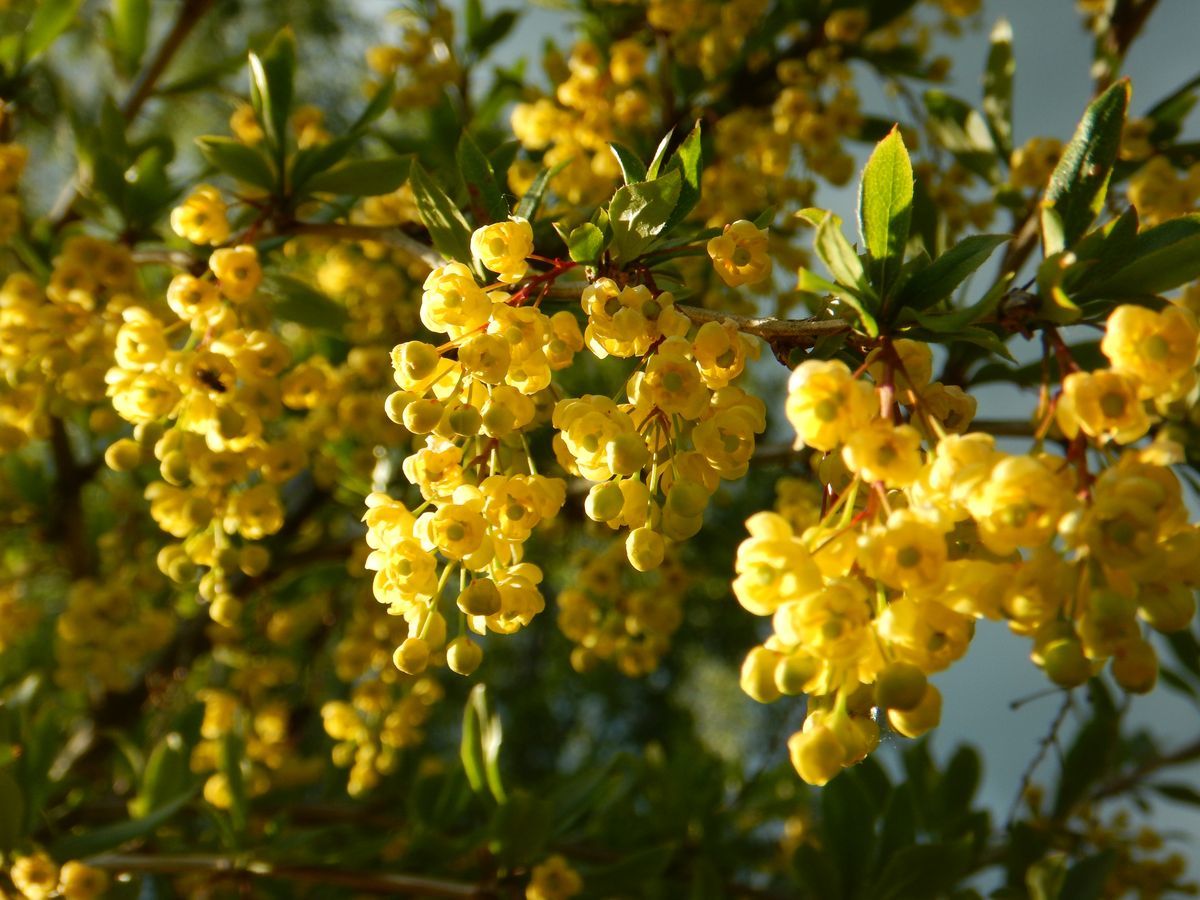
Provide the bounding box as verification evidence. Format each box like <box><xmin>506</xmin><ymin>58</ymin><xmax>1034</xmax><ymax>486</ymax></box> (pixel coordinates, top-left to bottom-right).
<box><xmin>1007</xmin><ymin>692</ymin><xmax>1074</xmax><ymax>830</ymax></box>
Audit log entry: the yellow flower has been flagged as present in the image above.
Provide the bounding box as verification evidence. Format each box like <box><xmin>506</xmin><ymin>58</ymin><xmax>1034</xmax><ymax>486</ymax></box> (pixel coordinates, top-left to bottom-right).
<box><xmin>9</xmin><ymin>852</ymin><xmax>59</xmax><ymax>900</ymax></box>
<box><xmin>859</xmin><ymin>510</ymin><xmax>949</xmax><ymax>595</ymax></box>
<box><xmin>785</xmin><ymin>359</ymin><xmax>876</xmax><ymax>452</ymax></box>
<box><xmin>692</xmin><ymin>318</ymin><xmax>757</xmax><ymax>388</ymax></box>
<box><xmin>788</xmin><ymin>720</ymin><xmax>846</xmax><ymax>786</ymax></box>
<box><xmin>968</xmin><ymin>455</ymin><xmax>1075</xmax><ymax>556</ymax></box>
<box><xmin>471</xmin><ymin>217</ymin><xmax>533</xmax><ymax>284</ymax></box>
<box><xmin>733</xmin><ymin>512</ymin><xmax>823</xmax><ymax>615</ymax></box>
<box><xmin>877</xmin><ymin>596</ymin><xmax>972</xmax><ymax>673</ymax></box>
<box><xmin>171</xmin><ymin>185</ymin><xmax>230</xmax><ymax>245</ymax></box>
<box><xmin>1057</xmin><ymin>369</ymin><xmax>1152</xmax><ymax>444</ymax></box>
<box><xmin>1101</xmin><ymin>304</ymin><xmax>1198</xmax><ymax>399</ymax></box>
<box><xmin>772</xmin><ymin>577</ymin><xmax>875</xmax><ymax>665</ymax></box>
<box><xmin>209</xmin><ymin>245</ymin><xmax>262</xmax><ymax>302</ymax></box>
<box><xmin>707</xmin><ymin>219</ymin><xmax>772</xmax><ymax>286</ymax></box>
<box><xmin>841</xmin><ymin>420</ymin><xmax>923</xmax><ymax>487</ymax></box>
<box><xmin>527</xmin><ymin>854</ymin><xmax>583</xmax><ymax>900</ymax></box>
<box><xmin>59</xmin><ymin>860</ymin><xmax>110</xmax><ymax>900</ymax></box>
<box><xmin>421</xmin><ymin>262</ymin><xmax>491</xmax><ymax>337</ymax></box>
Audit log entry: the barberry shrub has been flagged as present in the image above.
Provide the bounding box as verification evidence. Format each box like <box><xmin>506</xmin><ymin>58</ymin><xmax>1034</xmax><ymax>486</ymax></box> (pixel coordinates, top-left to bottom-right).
<box><xmin>0</xmin><ymin>0</ymin><xmax>1198</xmax><ymax>897</ymax></box>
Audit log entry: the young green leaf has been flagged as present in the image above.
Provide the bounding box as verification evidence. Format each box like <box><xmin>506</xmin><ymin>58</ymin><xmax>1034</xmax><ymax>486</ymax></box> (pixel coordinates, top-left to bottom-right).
<box><xmin>982</xmin><ymin>18</ymin><xmax>1014</xmax><ymax>159</ymax></box>
<box><xmin>25</xmin><ymin>0</ymin><xmax>82</xmax><ymax>63</ymax></box>
<box><xmin>609</xmin><ymin>142</ymin><xmax>648</xmax><ymax>184</ymax></box>
<box><xmin>798</xmin><ymin>269</ymin><xmax>879</xmax><ymax>337</ymax></box>
<box><xmin>514</xmin><ymin>159</ymin><xmax>568</xmax><ymax>221</ymax></box>
<box><xmin>567</xmin><ymin>222</ymin><xmax>605</xmax><ymax>264</ymax></box>
<box><xmin>608</xmin><ymin>169</ymin><xmax>682</xmax><ymax>262</ymax></box>
<box><xmin>661</xmin><ymin>121</ymin><xmax>702</xmax><ymax>233</ymax></box>
<box><xmin>457</xmin><ymin>133</ymin><xmax>508</xmax><ymax>223</ymax></box>
<box><xmin>813</xmin><ymin>211</ymin><xmax>868</xmax><ymax>291</ymax></box>
<box><xmin>923</xmin><ymin>91</ymin><xmax>999</xmax><ymax>183</ymax></box>
<box><xmin>858</xmin><ymin>127</ymin><xmax>914</xmax><ymax>298</ymax></box>
<box><xmin>1041</xmin><ymin>78</ymin><xmax>1130</xmax><ymax>254</ymax></box>
<box><xmin>410</xmin><ymin>161</ymin><xmax>475</xmax><ymax>266</ymax></box>
<box><xmin>895</xmin><ymin>233</ymin><xmax>1009</xmax><ymax>310</ymax></box>
<box><xmin>195</xmin><ymin>136</ymin><xmax>276</xmax><ymax>191</ymax></box>
<box><xmin>303</xmin><ymin>156</ymin><xmax>411</xmax><ymax>197</ymax></box>
<box><xmin>248</xmin><ymin>28</ymin><xmax>296</xmax><ymax>153</ymax></box>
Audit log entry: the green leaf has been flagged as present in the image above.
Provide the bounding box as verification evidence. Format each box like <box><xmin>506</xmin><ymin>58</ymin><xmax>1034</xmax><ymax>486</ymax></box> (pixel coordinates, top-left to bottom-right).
<box><xmin>51</xmin><ymin>790</ymin><xmax>196</xmax><ymax>860</ymax></box>
<box><xmin>457</xmin><ymin>134</ymin><xmax>508</xmax><ymax>223</ymax></box>
<box><xmin>410</xmin><ymin>161</ymin><xmax>474</xmax><ymax>266</ymax></box>
<box><xmin>461</xmin><ymin>685</ymin><xmax>506</xmax><ymax>804</ymax></box>
<box><xmin>1058</xmin><ymin>852</ymin><xmax>1116</xmax><ymax>900</ymax></box>
<box><xmin>289</xmin><ymin>136</ymin><xmax>356</xmax><ymax>194</ymax></box>
<box><xmin>1080</xmin><ymin>213</ymin><xmax>1200</xmax><ymax>298</ymax></box>
<box><xmin>304</xmin><ymin>156</ymin><xmax>411</xmax><ymax>197</ymax></box>
<box><xmin>870</xmin><ymin>843</ymin><xmax>972</xmax><ymax>900</ymax></box>
<box><xmin>645</xmin><ymin>129</ymin><xmax>676</xmax><ymax>179</ymax></box>
<box><xmin>1152</xmin><ymin>782</ymin><xmax>1200</xmax><ymax>807</ymax></box>
<box><xmin>608</xmin><ymin>169</ymin><xmax>682</xmax><ymax>262</ymax></box>
<box><xmin>1053</xmin><ymin>683</ymin><xmax>1118</xmax><ymax>818</ymax></box>
<box><xmin>0</xmin><ymin>767</ymin><xmax>23</xmax><ymax>853</ymax></box>
<box><xmin>859</xmin><ymin>126</ymin><xmax>914</xmax><ymax>297</ymax></box>
<box><xmin>567</xmin><ymin>223</ymin><xmax>605</xmax><ymax>264</ymax></box>
<box><xmin>896</xmin><ymin>233</ymin><xmax>1009</xmax><ymax>310</ymax></box>
<box><xmin>812</xmin><ymin>211</ymin><xmax>868</xmax><ymax>290</ymax></box>
<box><xmin>1041</xmin><ymin>79</ymin><xmax>1130</xmax><ymax>254</ymax></box>
<box><xmin>1026</xmin><ymin>854</ymin><xmax>1068</xmax><ymax>900</ymax></box>
<box><xmin>661</xmin><ymin>121</ymin><xmax>703</xmax><ymax>233</ymax></box>
<box><xmin>111</xmin><ymin>0</ymin><xmax>150</xmax><ymax>74</ymax></box>
<box><xmin>460</xmin><ymin>685</ymin><xmax>485</xmax><ymax>796</ymax></box>
<box><xmin>131</xmin><ymin>733</ymin><xmax>191</xmax><ymax>820</ymax></box>
<box><xmin>248</xmin><ymin>28</ymin><xmax>296</xmax><ymax>153</ymax></box>
<box><xmin>982</xmin><ymin>18</ymin><xmax>1014</xmax><ymax>159</ymax></box>
<box><xmin>514</xmin><ymin>159</ymin><xmax>568</xmax><ymax>222</ymax></box>
<box><xmin>609</xmin><ymin>142</ymin><xmax>648</xmax><ymax>184</ymax></box>
<box><xmin>350</xmin><ymin>77</ymin><xmax>395</xmax><ymax>133</ymax></box>
<box><xmin>923</xmin><ymin>91</ymin><xmax>1000</xmax><ymax>183</ymax></box>
<box><xmin>25</xmin><ymin>0</ymin><xmax>82</xmax><ymax>62</ymax></box>
<box><xmin>798</xmin><ymin>268</ymin><xmax>879</xmax><ymax>337</ymax></box>
<box><xmin>466</xmin><ymin>4</ymin><xmax>519</xmax><ymax>57</ymax></box>
<box><xmin>195</xmin><ymin>137</ymin><xmax>276</xmax><ymax>191</ymax></box>
<box><xmin>264</xmin><ymin>275</ymin><xmax>350</xmax><ymax>331</ymax></box>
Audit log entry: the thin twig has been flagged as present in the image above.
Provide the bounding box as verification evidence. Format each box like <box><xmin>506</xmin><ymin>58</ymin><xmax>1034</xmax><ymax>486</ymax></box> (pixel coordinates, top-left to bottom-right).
<box><xmin>83</xmin><ymin>854</ymin><xmax>488</xmax><ymax>898</ymax></box>
<box><xmin>1089</xmin><ymin>735</ymin><xmax>1200</xmax><ymax>803</ymax></box>
<box><xmin>1007</xmin><ymin>692</ymin><xmax>1074</xmax><ymax>829</ymax></box>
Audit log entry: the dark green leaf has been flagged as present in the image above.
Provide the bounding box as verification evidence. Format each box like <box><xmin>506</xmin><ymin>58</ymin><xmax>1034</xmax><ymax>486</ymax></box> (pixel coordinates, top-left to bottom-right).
<box><xmin>195</xmin><ymin>137</ymin><xmax>276</xmax><ymax>191</ymax></box>
<box><xmin>0</xmin><ymin>768</ymin><xmax>23</xmax><ymax>852</ymax></box>
<box><xmin>264</xmin><ymin>275</ymin><xmax>350</xmax><ymax>331</ymax></box>
<box><xmin>870</xmin><ymin>843</ymin><xmax>972</xmax><ymax>900</ymax></box>
<box><xmin>461</xmin><ymin>684</ymin><xmax>486</xmax><ymax>796</ymax></box>
<box><xmin>350</xmin><ymin>77</ymin><xmax>395</xmax><ymax>133</ymax></box>
<box><xmin>567</xmin><ymin>223</ymin><xmax>605</xmax><ymax>264</ymax></box>
<box><xmin>132</xmin><ymin>733</ymin><xmax>191</xmax><ymax>820</ymax></box>
<box><xmin>1053</xmin><ymin>686</ymin><xmax>1118</xmax><ymax>818</ymax></box>
<box><xmin>896</xmin><ymin>233</ymin><xmax>1009</xmax><ymax>310</ymax></box>
<box><xmin>859</xmin><ymin>127</ymin><xmax>914</xmax><ymax>297</ymax></box>
<box><xmin>457</xmin><ymin>134</ymin><xmax>508</xmax><ymax>223</ymax></box>
<box><xmin>1080</xmin><ymin>213</ymin><xmax>1200</xmax><ymax>298</ymax></box>
<box><xmin>514</xmin><ymin>159</ymin><xmax>568</xmax><ymax>222</ymax></box>
<box><xmin>923</xmin><ymin>91</ymin><xmax>1000</xmax><ymax>183</ymax></box>
<box><xmin>304</xmin><ymin>156</ymin><xmax>411</xmax><ymax>197</ymax></box>
<box><xmin>51</xmin><ymin>790</ymin><xmax>195</xmax><ymax>860</ymax></box>
<box><xmin>608</xmin><ymin>169</ymin><xmax>681</xmax><ymax>262</ymax></box>
<box><xmin>219</xmin><ymin>731</ymin><xmax>247</xmax><ymax>837</ymax></box>
<box><xmin>983</xmin><ymin>18</ymin><xmax>1014</xmax><ymax>158</ymax></box>
<box><xmin>1041</xmin><ymin>79</ymin><xmax>1130</xmax><ymax>254</ymax></box>
<box><xmin>1152</xmin><ymin>782</ymin><xmax>1200</xmax><ymax>807</ymax></box>
<box><xmin>410</xmin><ymin>161</ymin><xmax>474</xmax><ymax>266</ymax></box>
<box><xmin>609</xmin><ymin>141</ymin><xmax>648</xmax><ymax>184</ymax></box>
<box><xmin>1058</xmin><ymin>852</ymin><xmax>1116</xmax><ymax>900</ymax></box>
<box><xmin>586</xmin><ymin>843</ymin><xmax>676</xmax><ymax>894</ymax></box>
<box><xmin>289</xmin><ymin>136</ymin><xmax>356</xmax><ymax>194</ymax></box>
<box><xmin>820</xmin><ymin>770</ymin><xmax>877</xmax><ymax>897</ymax></box>
<box><xmin>469</xmin><ymin>9</ymin><xmax>519</xmax><ymax>57</ymax></box>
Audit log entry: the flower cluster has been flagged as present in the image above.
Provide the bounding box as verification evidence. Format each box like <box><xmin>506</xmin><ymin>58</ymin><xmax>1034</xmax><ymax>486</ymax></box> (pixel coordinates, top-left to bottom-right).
<box><xmin>738</xmin><ymin>316</ymin><xmax>1200</xmax><ymax>786</ymax></box>
<box><xmin>556</xmin><ymin>539</ymin><xmax>688</xmax><ymax>676</ymax></box>
<box><xmin>368</xmin><ymin>217</ymin><xmax>579</xmax><ymax>677</ymax></box>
